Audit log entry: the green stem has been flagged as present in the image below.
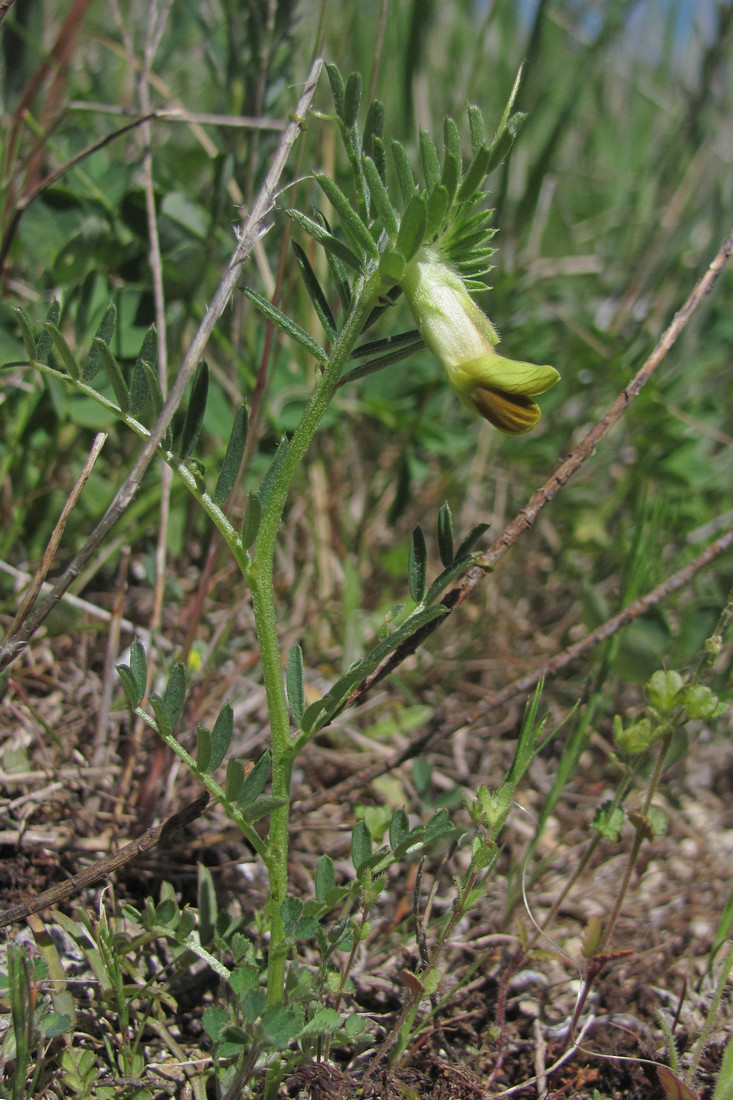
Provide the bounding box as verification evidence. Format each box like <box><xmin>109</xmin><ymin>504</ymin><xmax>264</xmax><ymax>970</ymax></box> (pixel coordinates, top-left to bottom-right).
<box><xmin>134</xmin><ymin>706</ymin><xmax>267</xmax><ymax>857</ymax></box>
<box><xmin>25</xmin><ymin>359</ymin><xmax>245</xmax><ymax>555</ymax></box>
<box><xmin>249</xmin><ymin>270</ymin><xmax>389</xmax><ymax>1008</ymax></box>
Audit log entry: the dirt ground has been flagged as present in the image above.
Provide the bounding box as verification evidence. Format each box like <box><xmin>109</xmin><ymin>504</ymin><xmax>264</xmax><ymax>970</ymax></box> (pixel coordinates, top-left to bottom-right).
<box><xmin>1</xmin><ymin>594</ymin><xmax>732</xmax><ymax>1099</ymax></box>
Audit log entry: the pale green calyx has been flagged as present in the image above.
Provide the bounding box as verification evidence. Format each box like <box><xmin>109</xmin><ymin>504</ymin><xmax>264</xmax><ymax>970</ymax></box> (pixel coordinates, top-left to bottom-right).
<box><xmin>400</xmin><ymin>248</ymin><xmax>559</xmax><ymax>434</ymax></box>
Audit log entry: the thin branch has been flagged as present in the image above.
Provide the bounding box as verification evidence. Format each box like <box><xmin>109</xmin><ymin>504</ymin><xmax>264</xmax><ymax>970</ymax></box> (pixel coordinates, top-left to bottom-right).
<box><xmin>138</xmin><ymin>0</ymin><xmax>174</xmax><ymax>635</ymax></box>
<box><xmin>93</xmin><ymin>546</ymin><xmax>131</xmax><ymax>763</ymax></box>
<box><xmin>8</xmin><ymin>433</ymin><xmax>106</xmax><ymax>635</ymax></box>
<box><xmin>294</xmin><ymin>522</ymin><xmax>733</xmax><ymax>816</ymax></box>
<box><xmin>0</xmin><ymin>57</ymin><xmax>324</xmax><ymax>674</ymax></box>
<box><xmin>0</xmin><ymin>560</ymin><xmax>142</xmax><ymax>637</ymax></box>
<box><xmin>0</xmin><ymin>793</ymin><xmax>210</xmax><ymax>928</ymax></box>
<box><xmin>2</xmin><ymin>0</ymin><xmax>94</xmax><ymax>195</ymax></box>
<box><xmin>467</xmin><ymin>522</ymin><xmax>733</xmax><ymax>722</ymax></box>
<box><xmin>368</xmin><ymin>0</ymin><xmax>391</xmax><ymax>103</ymax></box>
<box><xmin>343</xmin><ymin>226</ymin><xmax>733</xmax><ymax>707</ymax></box>
<box><xmin>474</xmin><ymin>227</ymin><xmax>733</xmax><ymax>576</ymax></box>
<box><xmin>0</xmin><ymin>113</ymin><xmax>156</xmax><ymax>273</ymax></box>
<box><xmin>66</xmin><ymin>101</ymin><xmax>286</xmax><ymax>130</ymax></box>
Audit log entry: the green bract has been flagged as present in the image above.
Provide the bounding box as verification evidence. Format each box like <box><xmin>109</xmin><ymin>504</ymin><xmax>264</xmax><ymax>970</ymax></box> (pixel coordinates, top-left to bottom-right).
<box><xmin>400</xmin><ymin>248</ymin><xmax>559</xmax><ymax>433</ymax></box>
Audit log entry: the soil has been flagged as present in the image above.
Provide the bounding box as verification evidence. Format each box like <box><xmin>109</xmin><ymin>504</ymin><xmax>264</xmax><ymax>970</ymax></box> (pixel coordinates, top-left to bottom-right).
<box><xmin>1</xmin><ymin>574</ymin><xmax>731</xmax><ymax>1099</ymax></box>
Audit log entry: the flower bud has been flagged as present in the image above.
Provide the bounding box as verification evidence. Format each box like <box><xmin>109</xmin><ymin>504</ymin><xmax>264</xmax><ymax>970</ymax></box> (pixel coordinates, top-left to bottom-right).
<box><xmin>614</xmin><ymin>714</ymin><xmax>656</xmax><ymax>755</ymax></box>
<box><xmin>401</xmin><ymin>248</ymin><xmax>559</xmax><ymax>433</ymax></box>
<box><xmin>646</xmin><ymin>670</ymin><xmax>685</xmax><ymax>714</ymax></box>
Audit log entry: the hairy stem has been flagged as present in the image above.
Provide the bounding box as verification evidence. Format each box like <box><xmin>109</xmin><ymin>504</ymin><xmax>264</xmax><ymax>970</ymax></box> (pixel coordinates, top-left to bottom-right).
<box><xmin>250</xmin><ymin>270</ymin><xmax>389</xmax><ymax>1006</ymax></box>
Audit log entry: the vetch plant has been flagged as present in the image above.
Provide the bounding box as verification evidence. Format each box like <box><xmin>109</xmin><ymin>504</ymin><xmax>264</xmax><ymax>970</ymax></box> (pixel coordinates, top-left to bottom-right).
<box><xmin>5</xmin><ymin>60</ymin><xmax>561</xmax><ymax>1096</ymax></box>
<box><xmin>3</xmin><ymin>40</ymin><xmax>733</xmax><ymax>1098</ymax></box>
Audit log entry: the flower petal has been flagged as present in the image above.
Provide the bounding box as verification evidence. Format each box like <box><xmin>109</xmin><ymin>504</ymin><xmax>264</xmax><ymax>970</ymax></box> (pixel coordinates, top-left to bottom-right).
<box><xmin>470</xmin><ymin>387</ymin><xmax>542</xmax><ymax>434</ymax></box>
<box><xmin>459</xmin><ymin>353</ymin><xmax>560</xmax><ymax>396</ymax></box>
<box><xmin>400</xmin><ymin>249</ymin><xmax>560</xmax><ymax>433</ymax></box>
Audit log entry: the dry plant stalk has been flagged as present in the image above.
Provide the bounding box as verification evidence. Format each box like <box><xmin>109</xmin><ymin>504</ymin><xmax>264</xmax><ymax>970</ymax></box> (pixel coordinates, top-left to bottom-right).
<box><xmin>0</xmin><ymin>56</ymin><xmax>324</xmax><ymax>675</ymax></box>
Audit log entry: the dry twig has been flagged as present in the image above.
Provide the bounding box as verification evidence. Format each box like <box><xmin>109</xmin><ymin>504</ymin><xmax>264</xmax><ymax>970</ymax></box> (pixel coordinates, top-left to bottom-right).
<box><xmin>0</xmin><ymin>793</ymin><xmax>209</xmax><ymax>928</ymax></box>
<box><xmin>0</xmin><ymin>57</ymin><xmax>323</xmax><ymax>674</ymax></box>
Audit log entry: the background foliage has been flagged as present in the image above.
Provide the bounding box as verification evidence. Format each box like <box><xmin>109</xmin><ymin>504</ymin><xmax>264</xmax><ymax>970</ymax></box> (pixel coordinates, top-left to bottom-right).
<box><xmin>2</xmin><ymin>0</ymin><xmax>731</xmax><ymax>670</ymax></box>
<box><xmin>1</xmin><ymin>1</ymin><xmax>732</xmax><ymax>1097</ymax></box>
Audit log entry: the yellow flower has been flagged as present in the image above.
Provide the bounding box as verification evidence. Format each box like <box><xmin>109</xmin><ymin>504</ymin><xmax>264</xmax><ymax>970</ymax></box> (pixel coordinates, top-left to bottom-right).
<box><xmin>401</xmin><ymin>248</ymin><xmax>559</xmax><ymax>434</ymax></box>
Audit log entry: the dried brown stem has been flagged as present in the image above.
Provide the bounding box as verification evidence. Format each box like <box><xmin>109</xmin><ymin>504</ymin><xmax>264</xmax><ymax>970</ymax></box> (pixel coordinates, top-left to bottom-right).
<box><xmin>66</xmin><ymin>102</ymin><xmax>286</xmax><ymax>130</ymax></box>
<box><xmin>8</xmin><ymin>433</ymin><xmax>106</xmax><ymax>635</ymax></box>
<box><xmin>467</xmin><ymin>522</ymin><xmax>733</xmax><ymax>723</ymax></box>
<box><xmin>295</xmin><ymin>520</ymin><xmax>733</xmax><ymax>815</ymax></box>
<box><xmin>0</xmin><ymin>793</ymin><xmax>209</xmax><ymax>928</ymax></box>
<box><xmin>0</xmin><ymin>57</ymin><xmax>323</xmax><ymax>674</ymax></box>
<box><xmin>137</xmin><ymin>0</ymin><xmax>174</xmax><ymax>635</ymax></box>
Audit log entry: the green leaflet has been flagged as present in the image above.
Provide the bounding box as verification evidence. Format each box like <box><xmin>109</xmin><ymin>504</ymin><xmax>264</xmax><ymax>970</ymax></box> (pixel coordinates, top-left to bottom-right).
<box><xmin>42</xmin><ymin>322</ymin><xmax>80</xmax><ymax>380</ymax></box>
<box><xmin>314</xmin><ymin>173</ymin><xmax>379</xmax><ymax>261</ymax></box>
<box><xmin>443</xmin><ymin>117</ymin><xmax>462</xmax><ymax>174</ymax></box>
<box><xmin>395</xmin><ymin>193</ymin><xmax>427</xmax><ymax>262</ymax></box>
<box><xmin>361</xmin><ymin>155</ymin><xmax>398</xmax><ymax>239</ymax></box>
<box><xmin>363</xmin><ymin>101</ymin><xmax>386</xmax><ymax>177</ymax></box>
<box><xmin>424</xmin><ymin>184</ymin><xmax>449</xmax><ymax>241</ymax></box>
<box><xmin>210</xmin><ymin>702</ymin><xmax>234</xmax><ymax>772</ymax></box>
<box><xmin>456</xmin><ymin>145</ymin><xmax>491</xmax><ymax>205</ymax></box>
<box><xmin>284</xmin><ymin>208</ymin><xmax>364</xmax><ymax>273</ymax></box>
<box><xmin>178</xmin><ymin>361</ymin><xmax>209</xmax><ymax>461</ymax></box>
<box><xmin>83</xmin><ymin>302</ymin><xmax>117</xmax><ymax>382</ymax></box>
<box><xmin>258</xmin><ymin>437</ymin><xmax>290</xmax><ymax>517</ymax></box>
<box><xmin>12</xmin><ymin>306</ymin><xmax>37</xmax><ymax>362</ymax></box>
<box><xmin>325</xmin><ymin>62</ymin><xmax>345</xmax><ymax>119</ymax></box>
<box><xmin>342</xmin><ymin>71</ymin><xmax>361</xmax><ymax>130</ymax></box>
<box><xmin>408</xmin><ymin>526</ymin><xmax>427</xmax><ymax>603</ymax></box>
<box><xmin>93</xmin><ymin>337</ymin><xmax>129</xmax><ymax>413</ymax></box>
<box><xmin>339</xmin><ymin>330</ymin><xmax>423</xmax><ymax>387</ymax></box>
<box><xmin>129</xmin><ymin>324</ymin><xmax>157</xmax><ymax>416</ymax></box>
<box><xmin>419</xmin><ymin>129</ymin><xmax>441</xmax><ymax>193</ymax></box>
<box><xmin>299</xmin><ymin>604</ymin><xmax>448</xmax><ymax>735</ymax></box>
<box><xmin>391</xmin><ymin>139</ymin><xmax>417</xmax><ymax>205</ymax></box>
<box><xmin>467</xmin><ymin>103</ymin><xmax>485</xmax><ymax>154</ymax></box>
<box><xmin>129</xmin><ymin>640</ymin><xmax>147</xmax><ymax>701</ymax></box>
<box><xmin>36</xmin><ymin>299</ymin><xmax>60</xmax><ymax>362</ymax></box>
<box><xmin>241</xmin><ymin>491</ymin><xmax>261</xmax><ymax>549</ymax></box>
<box><xmin>286</xmin><ymin>643</ymin><xmax>305</xmax><ymax>726</ymax></box>
<box><xmin>238</xmin><ymin>750</ymin><xmax>271</xmax><ymax>809</ymax></box>
<box><xmin>213</xmin><ymin>405</ymin><xmax>248</xmax><ymax>505</ymax></box>
<box><xmin>437</xmin><ymin>502</ymin><xmax>454</xmax><ymax>568</ymax></box>
<box><xmin>291</xmin><ymin>243</ymin><xmax>337</xmax><ymax>340</ymax></box>
<box><xmin>243</xmin><ymin>286</ymin><xmax>328</xmax><ymax>363</ymax></box>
